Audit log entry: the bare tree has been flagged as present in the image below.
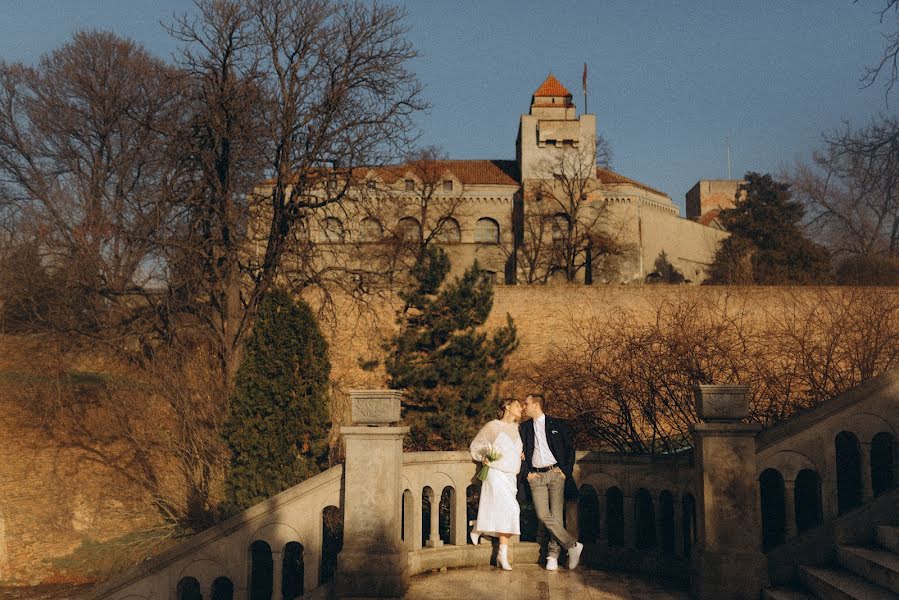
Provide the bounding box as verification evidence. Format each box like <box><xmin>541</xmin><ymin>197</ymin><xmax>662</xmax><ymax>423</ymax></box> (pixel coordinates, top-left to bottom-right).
<box><xmin>791</xmin><ymin>115</ymin><xmax>899</xmax><ymax>257</ymax></box>
<box><xmin>861</xmin><ymin>1</ymin><xmax>899</xmax><ymax>98</ymax></box>
<box><xmin>516</xmin><ymin>138</ymin><xmax>623</xmax><ymax>284</ymax></box>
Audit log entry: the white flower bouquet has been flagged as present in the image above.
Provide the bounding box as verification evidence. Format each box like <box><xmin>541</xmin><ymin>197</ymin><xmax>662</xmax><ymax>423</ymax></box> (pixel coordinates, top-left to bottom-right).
<box><xmin>476</xmin><ymin>444</ymin><xmax>502</xmax><ymax>481</ymax></box>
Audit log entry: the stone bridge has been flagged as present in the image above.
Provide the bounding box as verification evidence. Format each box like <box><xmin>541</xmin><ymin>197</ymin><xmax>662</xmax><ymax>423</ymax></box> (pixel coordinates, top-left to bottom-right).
<box><xmin>82</xmin><ymin>371</ymin><xmax>899</xmax><ymax>600</ymax></box>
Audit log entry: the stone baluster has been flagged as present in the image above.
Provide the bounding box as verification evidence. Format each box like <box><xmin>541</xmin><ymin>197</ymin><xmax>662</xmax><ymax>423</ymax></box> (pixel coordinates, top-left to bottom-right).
<box><xmin>597</xmin><ymin>494</ymin><xmax>607</xmax><ymax>546</ymax></box>
<box><xmin>783</xmin><ymin>479</ymin><xmax>797</xmax><ymax>539</ymax></box>
<box><xmin>271</xmin><ymin>550</ymin><xmax>283</xmax><ymax>600</ymax></box>
<box><xmin>334</xmin><ymin>389</ymin><xmax>410</xmax><ymax>598</ymax></box>
<box><xmin>622</xmin><ymin>494</ymin><xmax>635</xmax><ymax>548</ymax></box>
<box><xmin>860</xmin><ymin>442</ymin><xmax>874</xmax><ymax>503</ymax></box>
<box><xmin>426</xmin><ymin>488</ymin><xmax>443</xmax><ymax>548</ymax></box>
<box><xmin>689</xmin><ymin>385</ymin><xmax>768</xmax><ymax>600</ymax></box>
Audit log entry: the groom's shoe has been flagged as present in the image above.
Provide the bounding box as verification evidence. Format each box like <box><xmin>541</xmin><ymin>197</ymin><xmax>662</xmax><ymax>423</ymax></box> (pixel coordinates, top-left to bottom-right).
<box><xmin>567</xmin><ymin>542</ymin><xmax>584</xmax><ymax>570</ymax></box>
<box><xmin>545</xmin><ymin>556</ymin><xmax>558</xmax><ymax>571</ymax></box>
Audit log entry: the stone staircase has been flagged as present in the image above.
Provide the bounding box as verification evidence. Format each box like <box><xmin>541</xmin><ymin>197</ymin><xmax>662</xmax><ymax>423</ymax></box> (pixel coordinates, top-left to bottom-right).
<box><xmin>764</xmin><ymin>525</ymin><xmax>899</xmax><ymax>600</ymax></box>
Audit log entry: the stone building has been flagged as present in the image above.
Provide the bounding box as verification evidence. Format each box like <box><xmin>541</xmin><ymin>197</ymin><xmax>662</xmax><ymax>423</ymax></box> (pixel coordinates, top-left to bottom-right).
<box><xmin>685</xmin><ymin>178</ymin><xmax>743</xmax><ymax>229</ymax></box>
<box><xmin>302</xmin><ymin>75</ymin><xmax>728</xmax><ymax>284</ymax></box>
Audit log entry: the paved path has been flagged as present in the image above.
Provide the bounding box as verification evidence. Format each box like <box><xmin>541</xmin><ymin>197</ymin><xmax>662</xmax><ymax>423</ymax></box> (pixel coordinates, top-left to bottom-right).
<box><xmin>405</xmin><ymin>564</ymin><xmax>691</xmax><ymax>600</ymax></box>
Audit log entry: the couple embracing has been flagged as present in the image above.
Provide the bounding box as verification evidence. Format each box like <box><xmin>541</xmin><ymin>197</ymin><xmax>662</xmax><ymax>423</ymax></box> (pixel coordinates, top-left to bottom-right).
<box><xmin>469</xmin><ymin>394</ymin><xmax>583</xmax><ymax>571</ymax></box>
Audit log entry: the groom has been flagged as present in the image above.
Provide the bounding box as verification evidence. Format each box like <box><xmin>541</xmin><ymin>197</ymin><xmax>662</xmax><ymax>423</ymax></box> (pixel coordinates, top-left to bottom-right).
<box><xmin>519</xmin><ymin>393</ymin><xmax>583</xmax><ymax>571</ymax></box>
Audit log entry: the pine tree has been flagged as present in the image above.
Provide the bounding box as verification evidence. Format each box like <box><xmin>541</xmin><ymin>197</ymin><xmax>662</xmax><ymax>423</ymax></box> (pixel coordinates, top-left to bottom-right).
<box><xmin>223</xmin><ymin>289</ymin><xmax>331</xmax><ymax>512</ymax></box>
<box><xmin>386</xmin><ymin>246</ymin><xmax>519</xmax><ymax>450</ymax></box>
<box><xmin>708</xmin><ymin>172</ymin><xmax>831</xmax><ymax>284</ymax></box>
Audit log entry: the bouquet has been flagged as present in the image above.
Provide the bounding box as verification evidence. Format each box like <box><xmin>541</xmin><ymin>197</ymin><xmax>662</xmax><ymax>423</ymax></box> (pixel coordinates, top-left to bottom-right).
<box><xmin>476</xmin><ymin>445</ymin><xmax>502</xmax><ymax>481</ymax></box>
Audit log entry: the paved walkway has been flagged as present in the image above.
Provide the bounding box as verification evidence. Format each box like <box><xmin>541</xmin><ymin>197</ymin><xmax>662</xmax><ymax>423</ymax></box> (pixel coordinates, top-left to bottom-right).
<box><xmin>405</xmin><ymin>565</ymin><xmax>691</xmax><ymax>600</ymax></box>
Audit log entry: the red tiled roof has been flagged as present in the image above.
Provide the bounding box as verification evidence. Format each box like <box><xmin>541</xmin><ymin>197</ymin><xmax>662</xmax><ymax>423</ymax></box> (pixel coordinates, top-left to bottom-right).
<box><xmin>697</xmin><ymin>209</ymin><xmax>724</xmax><ymax>228</ymax></box>
<box><xmin>596</xmin><ymin>167</ymin><xmax>668</xmax><ymax>198</ymax></box>
<box><xmin>534</xmin><ymin>74</ymin><xmax>571</xmax><ymax>97</ymax></box>
<box><xmin>366</xmin><ymin>160</ymin><xmax>520</xmax><ymax>186</ymax></box>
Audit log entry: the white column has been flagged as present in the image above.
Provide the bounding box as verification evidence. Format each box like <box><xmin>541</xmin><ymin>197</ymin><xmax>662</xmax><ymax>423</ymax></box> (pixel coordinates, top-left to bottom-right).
<box><xmin>271</xmin><ymin>551</ymin><xmax>283</xmax><ymax>600</ymax></box>
<box><xmin>426</xmin><ymin>488</ymin><xmax>443</xmax><ymax>548</ymax></box>
<box><xmin>451</xmin><ymin>488</ymin><xmax>467</xmax><ymax>545</ymax></box>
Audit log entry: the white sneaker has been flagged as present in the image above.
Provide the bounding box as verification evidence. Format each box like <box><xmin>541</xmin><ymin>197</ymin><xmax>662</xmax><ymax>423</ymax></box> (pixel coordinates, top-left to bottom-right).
<box><xmin>545</xmin><ymin>556</ymin><xmax>558</xmax><ymax>571</ymax></box>
<box><xmin>567</xmin><ymin>542</ymin><xmax>583</xmax><ymax>570</ymax></box>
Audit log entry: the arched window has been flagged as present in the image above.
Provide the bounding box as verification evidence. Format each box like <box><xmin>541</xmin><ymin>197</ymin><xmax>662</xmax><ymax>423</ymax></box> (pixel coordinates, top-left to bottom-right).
<box><xmin>319</xmin><ymin>217</ymin><xmax>344</xmax><ymax>242</ymax></box>
<box><xmin>177</xmin><ymin>577</ymin><xmax>202</xmax><ymax>600</ymax></box>
<box><xmin>871</xmin><ymin>432</ymin><xmax>896</xmax><ymax>496</ymax></box>
<box><xmin>682</xmin><ymin>493</ymin><xmax>697</xmax><ymax>558</ymax></box>
<box><xmin>605</xmin><ymin>487</ymin><xmax>624</xmax><ymax>547</ymax></box>
<box><xmin>282</xmin><ymin>541</ymin><xmax>304</xmax><ymax>599</ymax></box>
<box><xmin>658</xmin><ymin>491</ymin><xmax>675</xmax><ymax>554</ymax></box>
<box><xmin>634</xmin><ymin>488</ymin><xmax>656</xmax><ymax>549</ymax></box>
<box><xmin>249</xmin><ymin>540</ymin><xmax>273</xmax><ymax>600</ymax></box>
<box><xmin>474</xmin><ymin>218</ymin><xmax>500</xmax><ymax>244</ymax></box>
<box><xmin>360</xmin><ymin>217</ymin><xmax>383</xmax><ymax>242</ymax></box>
<box><xmin>321</xmin><ymin>506</ymin><xmax>343</xmax><ymax>584</ymax></box>
<box><xmin>397</xmin><ymin>216</ymin><xmax>421</xmax><ymax>242</ymax></box>
<box><xmin>211</xmin><ymin>577</ymin><xmax>233</xmax><ymax>600</ymax></box>
<box><xmin>759</xmin><ymin>468</ymin><xmax>786</xmax><ymax>551</ymax></box>
<box><xmin>551</xmin><ymin>213</ymin><xmax>570</xmax><ymax>242</ymax></box>
<box><xmin>421</xmin><ymin>486</ymin><xmax>434</xmax><ymax>547</ymax></box>
<box><xmin>439</xmin><ymin>486</ymin><xmax>454</xmax><ymax>544</ymax></box>
<box><xmin>434</xmin><ymin>217</ymin><xmax>461</xmax><ymax>243</ymax></box>
<box><xmin>794</xmin><ymin>469</ymin><xmax>822</xmax><ymax>534</ymax></box>
<box><xmin>578</xmin><ymin>485</ymin><xmax>599</xmax><ymax>543</ymax></box>
<box><xmin>835</xmin><ymin>431</ymin><xmax>863</xmax><ymax>513</ymax></box>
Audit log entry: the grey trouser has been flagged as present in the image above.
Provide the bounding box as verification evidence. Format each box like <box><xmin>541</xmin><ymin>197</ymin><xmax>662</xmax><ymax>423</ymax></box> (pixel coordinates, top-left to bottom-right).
<box><xmin>528</xmin><ymin>468</ymin><xmax>576</xmax><ymax>558</ymax></box>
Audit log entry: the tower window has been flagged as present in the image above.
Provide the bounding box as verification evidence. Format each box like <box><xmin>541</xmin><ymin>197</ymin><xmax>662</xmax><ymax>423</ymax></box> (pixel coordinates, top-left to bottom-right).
<box><xmin>443</xmin><ymin>180</ymin><xmax>453</xmax><ymax>191</ymax></box>
<box><xmin>404</xmin><ymin>179</ymin><xmax>415</xmax><ymax>191</ymax></box>
<box><xmin>546</xmin><ymin>140</ymin><xmax>556</xmax><ymax>146</ymax></box>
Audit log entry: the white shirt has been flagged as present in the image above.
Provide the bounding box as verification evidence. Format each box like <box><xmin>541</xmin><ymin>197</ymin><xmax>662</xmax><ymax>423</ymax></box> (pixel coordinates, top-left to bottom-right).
<box><xmin>531</xmin><ymin>413</ymin><xmax>558</xmax><ymax>468</ymax></box>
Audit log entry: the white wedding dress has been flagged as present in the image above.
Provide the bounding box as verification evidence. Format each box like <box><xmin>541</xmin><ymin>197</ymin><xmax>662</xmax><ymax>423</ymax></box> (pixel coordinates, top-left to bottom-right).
<box><xmin>469</xmin><ymin>419</ymin><xmax>523</xmax><ymax>537</ymax></box>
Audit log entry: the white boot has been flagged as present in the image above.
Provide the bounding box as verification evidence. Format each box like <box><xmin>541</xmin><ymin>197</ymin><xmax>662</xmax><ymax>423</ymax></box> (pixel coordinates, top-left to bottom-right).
<box><xmin>497</xmin><ymin>544</ymin><xmax>512</xmax><ymax>570</ymax></box>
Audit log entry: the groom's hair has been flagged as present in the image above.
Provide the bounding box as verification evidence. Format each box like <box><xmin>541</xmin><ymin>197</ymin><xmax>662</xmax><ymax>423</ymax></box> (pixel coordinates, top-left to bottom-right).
<box><xmin>526</xmin><ymin>393</ymin><xmax>545</xmax><ymax>411</ymax></box>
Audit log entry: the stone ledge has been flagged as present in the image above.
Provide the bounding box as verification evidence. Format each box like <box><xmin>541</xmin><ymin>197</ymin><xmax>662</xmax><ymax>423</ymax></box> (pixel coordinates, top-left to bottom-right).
<box><xmin>408</xmin><ymin>542</ymin><xmax>541</xmax><ymax>576</ymax></box>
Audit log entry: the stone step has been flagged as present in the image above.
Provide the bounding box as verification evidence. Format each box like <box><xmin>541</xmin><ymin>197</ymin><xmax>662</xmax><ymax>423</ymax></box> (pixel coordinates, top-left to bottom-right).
<box><xmin>799</xmin><ymin>565</ymin><xmax>896</xmax><ymax>600</ymax></box>
<box><xmin>837</xmin><ymin>545</ymin><xmax>899</xmax><ymax>593</ymax></box>
<box><xmin>762</xmin><ymin>587</ymin><xmax>814</xmax><ymax>600</ymax></box>
<box><xmin>876</xmin><ymin>525</ymin><xmax>899</xmax><ymax>554</ymax></box>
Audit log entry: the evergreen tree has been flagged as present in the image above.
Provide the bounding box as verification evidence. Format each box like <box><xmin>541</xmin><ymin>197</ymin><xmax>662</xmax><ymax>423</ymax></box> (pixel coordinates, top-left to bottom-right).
<box><xmin>708</xmin><ymin>172</ymin><xmax>831</xmax><ymax>284</ymax></box>
<box><xmin>651</xmin><ymin>250</ymin><xmax>685</xmax><ymax>284</ymax></box>
<box><xmin>386</xmin><ymin>246</ymin><xmax>519</xmax><ymax>450</ymax></box>
<box><xmin>223</xmin><ymin>289</ymin><xmax>331</xmax><ymax>512</ymax></box>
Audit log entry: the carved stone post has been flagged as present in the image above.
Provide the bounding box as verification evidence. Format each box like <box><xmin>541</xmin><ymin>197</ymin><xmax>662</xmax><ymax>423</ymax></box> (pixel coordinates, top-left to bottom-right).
<box><xmin>690</xmin><ymin>385</ymin><xmax>768</xmax><ymax>600</ymax></box>
<box><xmin>783</xmin><ymin>479</ymin><xmax>797</xmax><ymax>539</ymax></box>
<box><xmin>860</xmin><ymin>442</ymin><xmax>874</xmax><ymax>503</ymax></box>
<box><xmin>426</xmin><ymin>487</ymin><xmax>442</xmax><ymax>548</ymax></box>
<box><xmin>335</xmin><ymin>390</ymin><xmax>410</xmax><ymax>598</ymax></box>
<box><xmin>271</xmin><ymin>551</ymin><xmax>283</xmax><ymax>600</ymax></box>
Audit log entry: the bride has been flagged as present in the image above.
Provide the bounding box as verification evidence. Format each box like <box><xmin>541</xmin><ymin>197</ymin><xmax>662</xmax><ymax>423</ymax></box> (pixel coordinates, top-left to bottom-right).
<box><xmin>469</xmin><ymin>398</ymin><xmax>523</xmax><ymax>570</ymax></box>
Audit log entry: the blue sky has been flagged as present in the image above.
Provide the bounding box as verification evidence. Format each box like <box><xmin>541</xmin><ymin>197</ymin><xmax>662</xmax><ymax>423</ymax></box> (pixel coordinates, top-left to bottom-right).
<box><xmin>0</xmin><ymin>1</ymin><xmax>893</xmax><ymax>211</ymax></box>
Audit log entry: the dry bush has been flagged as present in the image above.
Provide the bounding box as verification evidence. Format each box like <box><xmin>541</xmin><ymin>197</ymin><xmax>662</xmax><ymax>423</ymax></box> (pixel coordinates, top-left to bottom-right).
<box><xmin>527</xmin><ymin>288</ymin><xmax>899</xmax><ymax>453</ymax></box>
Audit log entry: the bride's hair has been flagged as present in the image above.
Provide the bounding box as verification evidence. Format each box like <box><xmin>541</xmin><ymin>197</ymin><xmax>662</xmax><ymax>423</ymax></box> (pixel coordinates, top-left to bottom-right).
<box><xmin>497</xmin><ymin>397</ymin><xmax>520</xmax><ymax>419</ymax></box>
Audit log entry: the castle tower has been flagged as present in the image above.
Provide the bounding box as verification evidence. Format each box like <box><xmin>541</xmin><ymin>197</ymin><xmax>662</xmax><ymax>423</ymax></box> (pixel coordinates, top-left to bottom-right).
<box><xmin>516</xmin><ymin>74</ymin><xmax>597</xmax><ymax>183</ymax></box>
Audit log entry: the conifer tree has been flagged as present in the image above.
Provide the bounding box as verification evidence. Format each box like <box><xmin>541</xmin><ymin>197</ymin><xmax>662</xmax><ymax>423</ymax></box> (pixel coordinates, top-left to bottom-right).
<box><xmin>708</xmin><ymin>172</ymin><xmax>831</xmax><ymax>284</ymax></box>
<box><xmin>223</xmin><ymin>289</ymin><xmax>331</xmax><ymax>512</ymax></box>
<box><xmin>386</xmin><ymin>246</ymin><xmax>519</xmax><ymax>450</ymax></box>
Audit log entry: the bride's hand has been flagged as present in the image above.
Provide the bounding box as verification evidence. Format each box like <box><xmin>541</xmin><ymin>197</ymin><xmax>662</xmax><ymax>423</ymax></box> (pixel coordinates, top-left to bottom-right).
<box><xmin>483</xmin><ymin>458</ymin><xmax>491</xmax><ymax>466</ymax></box>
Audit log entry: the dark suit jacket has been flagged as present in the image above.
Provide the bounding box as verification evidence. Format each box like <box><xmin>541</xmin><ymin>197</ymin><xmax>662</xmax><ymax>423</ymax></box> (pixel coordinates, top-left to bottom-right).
<box><xmin>518</xmin><ymin>415</ymin><xmax>579</xmax><ymax>500</ymax></box>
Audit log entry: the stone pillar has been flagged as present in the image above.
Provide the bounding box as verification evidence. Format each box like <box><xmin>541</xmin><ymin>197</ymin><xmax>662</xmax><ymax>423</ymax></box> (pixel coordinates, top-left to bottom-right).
<box><xmin>783</xmin><ymin>480</ymin><xmax>797</xmax><ymax>539</ymax></box>
<box><xmin>622</xmin><ymin>494</ymin><xmax>634</xmax><ymax>548</ymax></box>
<box><xmin>271</xmin><ymin>551</ymin><xmax>283</xmax><ymax>600</ymax></box>
<box><xmin>335</xmin><ymin>390</ymin><xmax>410</xmax><ymax>598</ymax></box>
<box><xmin>452</xmin><ymin>489</ymin><xmax>467</xmax><ymax>546</ymax></box>
<box><xmin>689</xmin><ymin>385</ymin><xmax>768</xmax><ymax>600</ymax></box>
<box><xmin>860</xmin><ymin>442</ymin><xmax>874</xmax><ymax>503</ymax></box>
<box><xmin>672</xmin><ymin>496</ymin><xmax>683</xmax><ymax>556</ymax></box>
<box><xmin>597</xmin><ymin>495</ymin><xmax>607</xmax><ymax>546</ymax></box>
<box><xmin>426</xmin><ymin>488</ymin><xmax>443</xmax><ymax>548</ymax></box>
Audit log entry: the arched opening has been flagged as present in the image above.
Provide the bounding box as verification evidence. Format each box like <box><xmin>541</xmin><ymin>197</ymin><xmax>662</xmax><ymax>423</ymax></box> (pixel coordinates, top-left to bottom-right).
<box><xmin>794</xmin><ymin>469</ymin><xmax>822</xmax><ymax>534</ymax></box>
<box><xmin>319</xmin><ymin>216</ymin><xmax>345</xmax><ymax>242</ymax></box>
<box><xmin>474</xmin><ymin>217</ymin><xmax>500</xmax><ymax>244</ymax></box>
<box><xmin>759</xmin><ymin>468</ymin><xmax>786</xmax><ymax>551</ymax></box>
<box><xmin>659</xmin><ymin>491</ymin><xmax>675</xmax><ymax>554</ymax></box>
<box><xmin>397</xmin><ymin>216</ymin><xmax>421</xmax><ymax>242</ymax></box>
<box><xmin>578</xmin><ymin>485</ymin><xmax>599</xmax><ymax>543</ymax></box>
<box><xmin>360</xmin><ymin>217</ymin><xmax>383</xmax><ymax>242</ymax></box>
<box><xmin>281</xmin><ymin>541</ymin><xmax>303</xmax><ymax>599</ymax></box>
<box><xmin>634</xmin><ymin>488</ymin><xmax>656</xmax><ymax>549</ymax></box>
<box><xmin>871</xmin><ymin>432</ymin><xmax>896</xmax><ymax>496</ymax></box>
<box><xmin>605</xmin><ymin>487</ymin><xmax>624</xmax><ymax>547</ymax></box>
<box><xmin>551</xmin><ymin>213</ymin><xmax>570</xmax><ymax>242</ymax></box>
<box><xmin>466</xmin><ymin>484</ymin><xmax>479</xmax><ymax>544</ymax></box>
<box><xmin>177</xmin><ymin>577</ymin><xmax>202</xmax><ymax>600</ymax></box>
<box><xmin>435</xmin><ymin>218</ymin><xmax>461</xmax><ymax>243</ymax></box>
<box><xmin>835</xmin><ymin>431</ymin><xmax>863</xmax><ymax>513</ymax></box>
<box><xmin>402</xmin><ymin>489</ymin><xmax>414</xmax><ymax>546</ymax></box>
<box><xmin>249</xmin><ymin>540</ymin><xmax>273</xmax><ymax>600</ymax></box>
<box><xmin>321</xmin><ymin>505</ymin><xmax>343</xmax><ymax>585</ymax></box>
<box><xmin>421</xmin><ymin>486</ymin><xmax>434</xmax><ymax>547</ymax></box>
<box><xmin>211</xmin><ymin>577</ymin><xmax>233</xmax><ymax>600</ymax></box>
<box><xmin>439</xmin><ymin>486</ymin><xmax>454</xmax><ymax>544</ymax></box>
<box><xmin>681</xmin><ymin>493</ymin><xmax>697</xmax><ymax>558</ymax></box>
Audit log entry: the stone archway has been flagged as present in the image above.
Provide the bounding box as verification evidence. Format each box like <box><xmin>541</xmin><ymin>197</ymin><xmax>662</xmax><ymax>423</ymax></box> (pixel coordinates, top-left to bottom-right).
<box><xmin>605</xmin><ymin>487</ymin><xmax>624</xmax><ymax>547</ymax></box>
<box><xmin>249</xmin><ymin>540</ymin><xmax>273</xmax><ymax>600</ymax></box>
<box><xmin>794</xmin><ymin>469</ymin><xmax>822</xmax><ymax>534</ymax></box>
<box><xmin>871</xmin><ymin>432</ymin><xmax>896</xmax><ymax>496</ymax></box>
<box><xmin>835</xmin><ymin>431</ymin><xmax>863</xmax><ymax>513</ymax></box>
<box><xmin>759</xmin><ymin>468</ymin><xmax>786</xmax><ymax>551</ymax></box>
